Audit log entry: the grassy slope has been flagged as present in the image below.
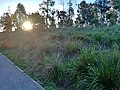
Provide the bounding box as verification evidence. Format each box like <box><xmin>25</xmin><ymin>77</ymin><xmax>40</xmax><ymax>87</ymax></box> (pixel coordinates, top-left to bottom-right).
<box><xmin>0</xmin><ymin>26</ymin><xmax>120</xmax><ymax>90</ymax></box>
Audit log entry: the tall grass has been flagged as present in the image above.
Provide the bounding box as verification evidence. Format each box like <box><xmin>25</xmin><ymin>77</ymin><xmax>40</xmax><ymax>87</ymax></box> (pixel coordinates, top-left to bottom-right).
<box><xmin>0</xmin><ymin>25</ymin><xmax>120</xmax><ymax>90</ymax></box>
<box><xmin>85</xmin><ymin>53</ymin><xmax>120</xmax><ymax>90</ymax></box>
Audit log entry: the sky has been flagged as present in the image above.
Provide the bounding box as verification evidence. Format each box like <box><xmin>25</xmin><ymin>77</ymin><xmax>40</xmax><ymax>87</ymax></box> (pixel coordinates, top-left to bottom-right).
<box><xmin>0</xmin><ymin>0</ymin><xmax>95</xmax><ymax>16</ymax></box>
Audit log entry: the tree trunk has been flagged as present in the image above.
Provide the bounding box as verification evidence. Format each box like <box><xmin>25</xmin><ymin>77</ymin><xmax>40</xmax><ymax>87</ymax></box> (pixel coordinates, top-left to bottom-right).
<box><xmin>46</xmin><ymin>0</ymin><xmax>49</xmax><ymax>29</ymax></box>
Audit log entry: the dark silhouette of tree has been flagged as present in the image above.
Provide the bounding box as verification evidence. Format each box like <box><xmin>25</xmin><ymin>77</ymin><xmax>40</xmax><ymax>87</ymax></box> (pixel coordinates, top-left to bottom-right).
<box><xmin>15</xmin><ymin>3</ymin><xmax>26</xmax><ymax>15</ymax></box>
<box><xmin>95</xmin><ymin>0</ymin><xmax>111</xmax><ymax>26</ymax></box>
<box><xmin>28</xmin><ymin>12</ymin><xmax>45</xmax><ymax>30</ymax></box>
<box><xmin>67</xmin><ymin>0</ymin><xmax>74</xmax><ymax>26</ymax></box>
<box><xmin>111</xmin><ymin>0</ymin><xmax>120</xmax><ymax>10</ymax></box>
<box><xmin>76</xmin><ymin>0</ymin><xmax>89</xmax><ymax>27</ymax></box>
<box><xmin>0</xmin><ymin>13</ymin><xmax>12</xmax><ymax>32</ymax></box>
<box><xmin>39</xmin><ymin>0</ymin><xmax>55</xmax><ymax>29</ymax></box>
<box><xmin>11</xmin><ymin>14</ymin><xmax>17</xmax><ymax>28</ymax></box>
<box><xmin>106</xmin><ymin>10</ymin><xmax>118</xmax><ymax>25</ymax></box>
<box><xmin>14</xmin><ymin>3</ymin><xmax>27</xmax><ymax>29</ymax></box>
<box><xmin>49</xmin><ymin>9</ymin><xmax>56</xmax><ymax>28</ymax></box>
<box><xmin>111</xmin><ymin>0</ymin><xmax>120</xmax><ymax>23</ymax></box>
<box><xmin>56</xmin><ymin>10</ymin><xmax>67</xmax><ymax>28</ymax></box>
<box><xmin>88</xmin><ymin>3</ymin><xmax>99</xmax><ymax>26</ymax></box>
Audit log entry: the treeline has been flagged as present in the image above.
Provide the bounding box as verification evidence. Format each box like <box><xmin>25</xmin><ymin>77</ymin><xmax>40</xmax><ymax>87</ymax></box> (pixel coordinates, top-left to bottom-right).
<box><xmin>0</xmin><ymin>0</ymin><xmax>120</xmax><ymax>32</ymax></box>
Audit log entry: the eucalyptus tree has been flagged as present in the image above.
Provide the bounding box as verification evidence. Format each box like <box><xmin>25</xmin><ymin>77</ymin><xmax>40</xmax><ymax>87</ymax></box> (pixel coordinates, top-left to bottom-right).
<box><xmin>88</xmin><ymin>3</ymin><xmax>99</xmax><ymax>26</ymax></box>
<box><xmin>110</xmin><ymin>0</ymin><xmax>120</xmax><ymax>23</ymax></box>
<box><xmin>39</xmin><ymin>0</ymin><xmax>55</xmax><ymax>29</ymax></box>
<box><xmin>76</xmin><ymin>0</ymin><xmax>90</xmax><ymax>26</ymax></box>
<box><xmin>106</xmin><ymin>10</ymin><xmax>118</xmax><ymax>25</ymax></box>
<box><xmin>14</xmin><ymin>3</ymin><xmax>27</xmax><ymax>29</ymax></box>
<box><xmin>67</xmin><ymin>0</ymin><xmax>75</xmax><ymax>26</ymax></box>
<box><xmin>28</xmin><ymin>12</ymin><xmax>45</xmax><ymax>30</ymax></box>
<box><xmin>49</xmin><ymin>9</ymin><xmax>56</xmax><ymax>28</ymax></box>
<box><xmin>110</xmin><ymin>0</ymin><xmax>120</xmax><ymax>10</ymax></box>
<box><xmin>0</xmin><ymin>13</ymin><xmax>12</xmax><ymax>32</ymax></box>
<box><xmin>95</xmin><ymin>0</ymin><xmax>111</xmax><ymax>26</ymax></box>
<box><xmin>56</xmin><ymin>10</ymin><xmax>67</xmax><ymax>28</ymax></box>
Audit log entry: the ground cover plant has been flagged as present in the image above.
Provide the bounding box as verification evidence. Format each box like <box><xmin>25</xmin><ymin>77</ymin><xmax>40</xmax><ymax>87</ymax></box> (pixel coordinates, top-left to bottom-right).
<box><xmin>0</xmin><ymin>25</ymin><xmax>120</xmax><ymax>90</ymax></box>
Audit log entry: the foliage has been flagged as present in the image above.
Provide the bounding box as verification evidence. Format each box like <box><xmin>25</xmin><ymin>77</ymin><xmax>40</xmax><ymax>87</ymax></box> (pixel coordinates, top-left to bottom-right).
<box><xmin>28</xmin><ymin>12</ymin><xmax>45</xmax><ymax>30</ymax></box>
<box><xmin>76</xmin><ymin>0</ymin><xmax>89</xmax><ymax>26</ymax></box>
<box><xmin>1</xmin><ymin>0</ymin><xmax>120</xmax><ymax>29</ymax></box>
<box><xmin>0</xmin><ymin>0</ymin><xmax>120</xmax><ymax>89</ymax></box>
<box><xmin>111</xmin><ymin>0</ymin><xmax>120</xmax><ymax>11</ymax></box>
<box><xmin>57</xmin><ymin>10</ymin><xmax>68</xmax><ymax>28</ymax></box>
<box><xmin>65</xmin><ymin>40</ymin><xmax>80</xmax><ymax>55</ymax></box>
<box><xmin>14</xmin><ymin>3</ymin><xmax>27</xmax><ymax>29</ymax></box>
<box><xmin>39</xmin><ymin>0</ymin><xmax>55</xmax><ymax>29</ymax></box>
<box><xmin>95</xmin><ymin>0</ymin><xmax>111</xmax><ymax>26</ymax></box>
<box><xmin>15</xmin><ymin>3</ymin><xmax>26</xmax><ymax>15</ymax></box>
<box><xmin>49</xmin><ymin>10</ymin><xmax>56</xmax><ymax>28</ymax></box>
<box><xmin>0</xmin><ymin>25</ymin><xmax>120</xmax><ymax>90</ymax></box>
<box><xmin>76</xmin><ymin>1</ymin><xmax>99</xmax><ymax>27</ymax></box>
<box><xmin>0</xmin><ymin>13</ymin><xmax>12</xmax><ymax>32</ymax></box>
<box><xmin>85</xmin><ymin>53</ymin><xmax>120</xmax><ymax>90</ymax></box>
<box><xmin>106</xmin><ymin>10</ymin><xmax>118</xmax><ymax>25</ymax></box>
<box><xmin>67</xmin><ymin>0</ymin><xmax>74</xmax><ymax>26</ymax></box>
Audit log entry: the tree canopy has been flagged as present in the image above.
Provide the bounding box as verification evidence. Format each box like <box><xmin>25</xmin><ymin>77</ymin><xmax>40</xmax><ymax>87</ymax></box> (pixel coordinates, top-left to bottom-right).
<box><xmin>0</xmin><ymin>0</ymin><xmax>120</xmax><ymax>32</ymax></box>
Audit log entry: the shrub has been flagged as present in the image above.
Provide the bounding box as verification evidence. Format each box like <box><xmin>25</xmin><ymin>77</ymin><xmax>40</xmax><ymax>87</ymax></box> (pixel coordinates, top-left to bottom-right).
<box><xmin>42</xmin><ymin>53</ymin><xmax>64</xmax><ymax>85</ymax></box>
<box><xmin>65</xmin><ymin>40</ymin><xmax>80</xmax><ymax>55</ymax></box>
<box><xmin>92</xmin><ymin>32</ymin><xmax>103</xmax><ymax>43</ymax></box>
<box><xmin>84</xmin><ymin>54</ymin><xmax>120</xmax><ymax>90</ymax></box>
<box><xmin>80</xmin><ymin>48</ymin><xmax>99</xmax><ymax>66</ymax></box>
<box><xmin>50</xmin><ymin>32</ymin><xmax>66</xmax><ymax>41</ymax></box>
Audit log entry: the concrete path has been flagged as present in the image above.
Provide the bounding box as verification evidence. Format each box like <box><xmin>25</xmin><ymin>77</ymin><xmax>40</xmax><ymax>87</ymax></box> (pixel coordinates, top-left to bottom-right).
<box><xmin>0</xmin><ymin>53</ymin><xmax>45</xmax><ymax>90</ymax></box>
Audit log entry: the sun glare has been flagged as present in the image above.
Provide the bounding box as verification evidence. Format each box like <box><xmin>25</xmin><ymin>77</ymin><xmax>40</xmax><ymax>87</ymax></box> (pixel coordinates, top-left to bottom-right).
<box><xmin>22</xmin><ymin>21</ymin><xmax>33</xmax><ymax>31</ymax></box>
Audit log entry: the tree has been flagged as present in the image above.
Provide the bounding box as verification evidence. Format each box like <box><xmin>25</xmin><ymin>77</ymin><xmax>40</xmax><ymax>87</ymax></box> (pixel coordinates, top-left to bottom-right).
<box><xmin>67</xmin><ymin>0</ymin><xmax>74</xmax><ymax>26</ymax></box>
<box><xmin>0</xmin><ymin>13</ymin><xmax>12</xmax><ymax>32</ymax></box>
<box><xmin>111</xmin><ymin>0</ymin><xmax>120</xmax><ymax>10</ymax></box>
<box><xmin>95</xmin><ymin>0</ymin><xmax>111</xmax><ymax>26</ymax></box>
<box><xmin>76</xmin><ymin>0</ymin><xmax>89</xmax><ymax>27</ymax></box>
<box><xmin>59</xmin><ymin>0</ymin><xmax>66</xmax><ymax>11</ymax></box>
<box><xmin>11</xmin><ymin>14</ymin><xmax>18</xmax><ymax>28</ymax></box>
<box><xmin>88</xmin><ymin>3</ymin><xmax>99</xmax><ymax>26</ymax></box>
<box><xmin>14</xmin><ymin>3</ymin><xmax>27</xmax><ymax>29</ymax></box>
<box><xmin>56</xmin><ymin>10</ymin><xmax>67</xmax><ymax>28</ymax></box>
<box><xmin>28</xmin><ymin>12</ymin><xmax>45</xmax><ymax>30</ymax></box>
<box><xmin>39</xmin><ymin>0</ymin><xmax>55</xmax><ymax>29</ymax></box>
<box><xmin>49</xmin><ymin>9</ymin><xmax>56</xmax><ymax>28</ymax></box>
<box><xmin>110</xmin><ymin>0</ymin><xmax>120</xmax><ymax>23</ymax></box>
<box><xmin>76</xmin><ymin>1</ymin><xmax>103</xmax><ymax>27</ymax></box>
<box><xmin>106</xmin><ymin>9</ymin><xmax>118</xmax><ymax>25</ymax></box>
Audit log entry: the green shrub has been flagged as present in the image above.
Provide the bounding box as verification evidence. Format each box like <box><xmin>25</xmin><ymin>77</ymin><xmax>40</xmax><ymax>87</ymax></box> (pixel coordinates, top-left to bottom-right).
<box><xmin>58</xmin><ymin>58</ymin><xmax>88</xmax><ymax>90</ymax></box>
<box><xmin>50</xmin><ymin>32</ymin><xmax>66</xmax><ymax>40</ymax></box>
<box><xmin>92</xmin><ymin>32</ymin><xmax>103</xmax><ymax>42</ymax></box>
<box><xmin>45</xmin><ymin>82</ymin><xmax>57</xmax><ymax>90</ymax></box>
<box><xmin>84</xmin><ymin>54</ymin><xmax>120</xmax><ymax>90</ymax></box>
<box><xmin>65</xmin><ymin>40</ymin><xmax>80</xmax><ymax>55</ymax></box>
<box><xmin>80</xmin><ymin>48</ymin><xmax>99</xmax><ymax>66</ymax></box>
<box><xmin>42</xmin><ymin>54</ymin><xmax>64</xmax><ymax>85</ymax></box>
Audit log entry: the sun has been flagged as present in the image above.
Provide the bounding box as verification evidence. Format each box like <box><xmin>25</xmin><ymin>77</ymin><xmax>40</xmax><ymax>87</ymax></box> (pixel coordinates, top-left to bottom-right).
<box><xmin>22</xmin><ymin>21</ymin><xmax>33</xmax><ymax>31</ymax></box>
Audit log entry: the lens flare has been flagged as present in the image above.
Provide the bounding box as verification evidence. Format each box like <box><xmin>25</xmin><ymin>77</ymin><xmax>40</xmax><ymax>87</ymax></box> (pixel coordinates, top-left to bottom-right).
<box><xmin>22</xmin><ymin>21</ymin><xmax>33</xmax><ymax>31</ymax></box>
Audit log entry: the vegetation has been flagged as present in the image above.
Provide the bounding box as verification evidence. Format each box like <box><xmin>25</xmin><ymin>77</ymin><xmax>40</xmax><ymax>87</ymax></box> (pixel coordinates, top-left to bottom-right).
<box><xmin>0</xmin><ymin>0</ymin><xmax>120</xmax><ymax>90</ymax></box>
<box><xmin>0</xmin><ymin>25</ymin><xmax>120</xmax><ymax>90</ymax></box>
<box><xmin>1</xmin><ymin>0</ymin><xmax>120</xmax><ymax>30</ymax></box>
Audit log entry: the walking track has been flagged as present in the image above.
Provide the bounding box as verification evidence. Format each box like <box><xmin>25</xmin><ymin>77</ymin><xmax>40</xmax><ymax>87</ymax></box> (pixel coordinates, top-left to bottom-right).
<box><xmin>0</xmin><ymin>53</ymin><xmax>45</xmax><ymax>90</ymax></box>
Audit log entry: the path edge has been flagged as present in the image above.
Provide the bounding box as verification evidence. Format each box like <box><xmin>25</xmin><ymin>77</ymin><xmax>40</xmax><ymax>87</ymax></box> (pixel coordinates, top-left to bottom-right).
<box><xmin>0</xmin><ymin>53</ymin><xmax>45</xmax><ymax>90</ymax></box>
